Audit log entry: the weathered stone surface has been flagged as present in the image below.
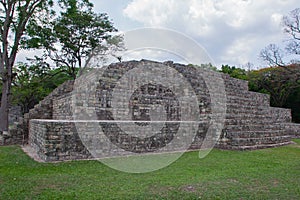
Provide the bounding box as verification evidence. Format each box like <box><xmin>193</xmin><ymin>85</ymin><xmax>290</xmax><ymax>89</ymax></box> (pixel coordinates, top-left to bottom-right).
<box><xmin>217</xmin><ymin>73</ymin><xmax>294</xmax><ymax>149</ymax></box>
<box><xmin>283</xmin><ymin>123</ymin><xmax>300</xmax><ymax>137</ymax></box>
<box><xmin>8</xmin><ymin>60</ymin><xmax>300</xmax><ymax>161</ymax></box>
<box><xmin>29</xmin><ymin>120</ymin><xmax>91</xmax><ymax>161</ymax></box>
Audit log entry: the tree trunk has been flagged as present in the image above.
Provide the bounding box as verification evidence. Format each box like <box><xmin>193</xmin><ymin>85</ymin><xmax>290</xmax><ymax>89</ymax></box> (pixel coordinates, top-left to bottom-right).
<box><xmin>0</xmin><ymin>79</ymin><xmax>10</xmax><ymax>132</ymax></box>
<box><xmin>0</xmin><ymin>60</ymin><xmax>13</xmax><ymax>132</ymax></box>
<box><xmin>0</xmin><ymin>0</ymin><xmax>49</xmax><ymax>132</ymax></box>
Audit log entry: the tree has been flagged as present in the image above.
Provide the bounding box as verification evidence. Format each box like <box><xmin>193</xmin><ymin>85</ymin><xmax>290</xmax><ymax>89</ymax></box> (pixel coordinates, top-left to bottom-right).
<box><xmin>0</xmin><ymin>0</ymin><xmax>53</xmax><ymax>132</ymax></box>
<box><xmin>260</xmin><ymin>8</ymin><xmax>300</xmax><ymax>70</ymax></box>
<box><xmin>283</xmin><ymin>8</ymin><xmax>300</xmax><ymax>56</ymax></box>
<box><xmin>220</xmin><ymin>64</ymin><xmax>248</xmax><ymax>80</ymax></box>
<box><xmin>27</xmin><ymin>0</ymin><xmax>117</xmax><ymax>79</ymax></box>
<box><xmin>11</xmin><ymin>61</ymin><xmax>73</xmax><ymax>114</ymax></box>
<box><xmin>260</xmin><ymin>44</ymin><xmax>285</xmax><ymax>67</ymax></box>
<box><xmin>87</xmin><ymin>34</ymin><xmax>125</xmax><ymax>67</ymax></box>
<box><xmin>248</xmin><ymin>65</ymin><xmax>300</xmax><ymax>107</ymax></box>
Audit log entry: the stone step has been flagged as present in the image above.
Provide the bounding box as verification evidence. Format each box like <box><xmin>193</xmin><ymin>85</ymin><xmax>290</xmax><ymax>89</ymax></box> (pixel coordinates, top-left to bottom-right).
<box><xmin>226</xmin><ymin>96</ymin><xmax>269</xmax><ymax>106</ymax></box>
<box><xmin>226</xmin><ymin>102</ymin><xmax>269</xmax><ymax>110</ymax></box>
<box><xmin>227</xmin><ymin>135</ymin><xmax>291</xmax><ymax>146</ymax></box>
<box><xmin>225</xmin><ymin>118</ymin><xmax>290</xmax><ymax>126</ymax></box>
<box><xmin>225</xmin><ymin>124</ymin><xmax>287</xmax><ymax>133</ymax></box>
<box><xmin>226</xmin><ymin>108</ymin><xmax>291</xmax><ymax>123</ymax></box>
<box><xmin>225</xmin><ymin>113</ymin><xmax>290</xmax><ymax>121</ymax></box>
<box><xmin>227</xmin><ymin>105</ymin><xmax>291</xmax><ymax>115</ymax></box>
<box><xmin>226</xmin><ymin>113</ymin><xmax>280</xmax><ymax>121</ymax></box>
<box><xmin>226</xmin><ymin>90</ymin><xmax>269</xmax><ymax>102</ymax></box>
<box><xmin>223</xmin><ymin>130</ymin><xmax>287</xmax><ymax>139</ymax></box>
<box><xmin>224</xmin><ymin>87</ymin><xmax>248</xmax><ymax>94</ymax></box>
<box><xmin>227</xmin><ymin>103</ymin><xmax>268</xmax><ymax>110</ymax></box>
<box><xmin>222</xmin><ymin>75</ymin><xmax>249</xmax><ymax>91</ymax></box>
<box><xmin>225</xmin><ymin>81</ymin><xmax>248</xmax><ymax>90</ymax></box>
<box><xmin>219</xmin><ymin>141</ymin><xmax>293</xmax><ymax>150</ymax></box>
<box><xmin>226</xmin><ymin>108</ymin><xmax>273</xmax><ymax>115</ymax></box>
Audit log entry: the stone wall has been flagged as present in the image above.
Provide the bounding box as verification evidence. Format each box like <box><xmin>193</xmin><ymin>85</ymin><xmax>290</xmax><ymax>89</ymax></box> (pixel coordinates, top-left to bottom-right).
<box><xmin>29</xmin><ymin>119</ymin><xmax>91</xmax><ymax>161</ymax></box>
<box><xmin>29</xmin><ymin>120</ymin><xmax>207</xmax><ymax>161</ymax></box>
<box><xmin>26</xmin><ymin>60</ymin><xmax>300</xmax><ymax>161</ymax></box>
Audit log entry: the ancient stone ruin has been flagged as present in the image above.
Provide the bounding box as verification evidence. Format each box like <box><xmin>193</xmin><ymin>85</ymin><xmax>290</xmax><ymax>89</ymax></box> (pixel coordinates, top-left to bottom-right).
<box><xmin>2</xmin><ymin>60</ymin><xmax>300</xmax><ymax>162</ymax></box>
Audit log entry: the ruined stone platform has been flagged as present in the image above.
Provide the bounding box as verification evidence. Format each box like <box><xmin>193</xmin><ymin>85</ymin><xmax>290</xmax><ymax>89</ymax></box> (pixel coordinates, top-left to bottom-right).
<box><xmin>4</xmin><ymin>60</ymin><xmax>300</xmax><ymax>162</ymax></box>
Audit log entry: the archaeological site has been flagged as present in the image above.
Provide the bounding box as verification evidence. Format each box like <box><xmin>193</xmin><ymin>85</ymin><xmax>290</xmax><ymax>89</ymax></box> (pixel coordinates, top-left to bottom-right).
<box><xmin>1</xmin><ymin>60</ymin><xmax>300</xmax><ymax>162</ymax></box>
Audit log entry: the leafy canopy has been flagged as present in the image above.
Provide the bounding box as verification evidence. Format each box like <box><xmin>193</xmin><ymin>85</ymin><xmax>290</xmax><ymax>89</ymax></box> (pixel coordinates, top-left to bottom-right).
<box><xmin>25</xmin><ymin>0</ymin><xmax>117</xmax><ymax>78</ymax></box>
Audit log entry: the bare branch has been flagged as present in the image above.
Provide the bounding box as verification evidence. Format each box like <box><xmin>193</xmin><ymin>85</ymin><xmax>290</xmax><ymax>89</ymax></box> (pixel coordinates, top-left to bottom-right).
<box><xmin>286</xmin><ymin>41</ymin><xmax>300</xmax><ymax>55</ymax></box>
<box><xmin>283</xmin><ymin>8</ymin><xmax>300</xmax><ymax>41</ymax></box>
<box><xmin>260</xmin><ymin>44</ymin><xmax>285</xmax><ymax>67</ymax></box>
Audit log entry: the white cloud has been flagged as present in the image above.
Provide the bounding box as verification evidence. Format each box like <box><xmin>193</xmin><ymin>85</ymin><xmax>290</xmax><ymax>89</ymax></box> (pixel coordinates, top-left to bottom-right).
<box><xmin>221</xmin><ymin>35</ymin><xmax>257</xmax><ymax>65</ymax></box>
<box><xmin>124</xmin><ymin>0</ymin><xmax>177</xmax><ymax>26</ymax></box>
<box><xmin>123</xmin><ymin>0</ymin><xmax>298</xmax><ymax>67</ymax></box>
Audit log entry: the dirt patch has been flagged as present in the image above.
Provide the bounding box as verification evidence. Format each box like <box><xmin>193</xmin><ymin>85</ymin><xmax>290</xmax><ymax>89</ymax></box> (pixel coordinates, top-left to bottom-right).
<box><xmin>148</xmin><ymin>185</ymin><xmax>174</xmax><ymax>193</ymax></box>
<box><xmin>272</xmin><ymin>179</ymin><xmax>280</xmax><ymax>187</ymax></box>
<box><xmin>30</xmin><ymin>180</ymin><xmax>67</xmax><ymax>197</ymax></box>
<box><xmin>181</xmin><ymin>185</ymin><xmax>197</xmax><ymax>193</ymax></box>
<box><xmin>227</xmin><ymin>179</ymin><xmax>239</xmax><ymax>184</ymax></box>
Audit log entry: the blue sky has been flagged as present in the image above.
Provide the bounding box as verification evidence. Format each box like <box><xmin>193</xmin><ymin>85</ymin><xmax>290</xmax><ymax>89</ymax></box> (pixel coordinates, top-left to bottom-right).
<box><xmin>90</xmin><ymin>0</ymin><xmax>298</xmax><ymax>69</ymax></box>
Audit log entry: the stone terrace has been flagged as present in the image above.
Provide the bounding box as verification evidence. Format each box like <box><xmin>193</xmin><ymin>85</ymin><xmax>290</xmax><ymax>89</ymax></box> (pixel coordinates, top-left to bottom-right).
<box><xmin>2</xmin><ymin>60</ymin><xmax>299</xmax><ymax>161</ymax></box>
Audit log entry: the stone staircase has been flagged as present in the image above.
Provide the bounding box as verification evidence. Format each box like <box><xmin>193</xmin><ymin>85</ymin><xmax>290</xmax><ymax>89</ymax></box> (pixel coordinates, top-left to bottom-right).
<box><xmin>217</xmin><ymin>74</ymin><xmax>293</xmax><ymax>150</ymax></box>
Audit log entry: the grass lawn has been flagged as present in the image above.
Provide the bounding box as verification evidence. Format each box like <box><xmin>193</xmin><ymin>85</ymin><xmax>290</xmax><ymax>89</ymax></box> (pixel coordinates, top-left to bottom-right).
<box><xmin>1</xmin><ymin>140</ymin><xmax>300</xmax><ymax>200</ymax></box>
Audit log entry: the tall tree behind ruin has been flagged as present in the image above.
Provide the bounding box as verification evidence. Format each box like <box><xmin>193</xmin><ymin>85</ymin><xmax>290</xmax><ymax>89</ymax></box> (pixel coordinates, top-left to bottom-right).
<box><xmin>26</xmin><ymin>0</ymin><xmax>118</xmax><ymax>79</ymax></box>
<box><xmin>0</xmin><ymin>0</ymin><xmax>53</xmax><ymax>132</ymax></box>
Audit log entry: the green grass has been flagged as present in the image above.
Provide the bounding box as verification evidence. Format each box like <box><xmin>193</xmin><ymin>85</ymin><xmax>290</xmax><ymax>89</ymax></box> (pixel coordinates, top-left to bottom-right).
<box><xmin>1</xmin><ymin>140</ymin><xmax>300</xmax><ymax>200</ymax></box>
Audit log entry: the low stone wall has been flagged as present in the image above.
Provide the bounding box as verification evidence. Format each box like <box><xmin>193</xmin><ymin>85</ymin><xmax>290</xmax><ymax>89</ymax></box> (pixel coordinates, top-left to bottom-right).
<box><xmin>28</xmin><ymin>119</ymin><xmax>296</xmax><ymax>162</ymax></box>
<box><xmin>29</xmin><ymin>119</ymin><xmax>91</xmax><ymax>162</ymax></box>
<box><xmin>29</xmin><ymin>119</ymin><xmax>210</xmax><ymax>161</ymax></box>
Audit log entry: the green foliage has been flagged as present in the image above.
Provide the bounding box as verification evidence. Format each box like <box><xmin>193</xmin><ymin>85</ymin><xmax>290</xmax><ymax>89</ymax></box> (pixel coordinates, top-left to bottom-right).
<box><xmin>11</xmin><ymin>62</ymin><xmax>73</xmax><ymax>113</ymax></box>
<box><xmin>248</xmin><ymin>66</ymin><xmax>300</xmax><ymax>107</ymax></box>
<box><xmin>220</xmin><ymin>65</ymin><xmax>248</xmax><ymax>80</ymax></box>
<box><xmin>26</xmin><ymin>0</ymin><xmax>117</xmax><ymax>79</ymax></box>
<box><xmin>286</xmin><ymin>89</ymin><xmax>300</xmax><ymax>122</ymax></box>
<box><xmin>12</xmin><ymin>63</ymin><xmax>49</xmax><ymax>113</ymax></box>
<box><xmin>1</xmin><ymin>142</ymin><xmax>300</xmax><ymax>199</ymax></box>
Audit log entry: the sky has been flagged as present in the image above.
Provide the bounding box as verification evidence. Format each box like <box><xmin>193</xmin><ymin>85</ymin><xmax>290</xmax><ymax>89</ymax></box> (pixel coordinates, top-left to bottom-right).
<box><xmin>89</xmin><ymin>0</ymin><xmax>299</xmax><ymax>69</ymax></box>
